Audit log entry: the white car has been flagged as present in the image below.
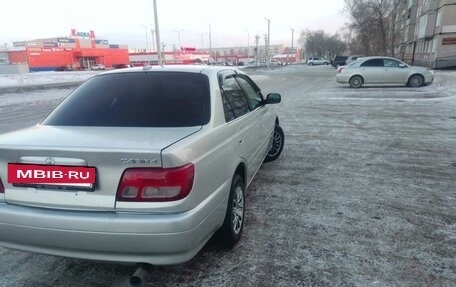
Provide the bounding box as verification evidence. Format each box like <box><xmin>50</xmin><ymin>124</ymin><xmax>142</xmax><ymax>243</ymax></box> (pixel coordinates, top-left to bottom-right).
<box><xmin>336</xmin><ymin>56</ymin><xmax>434</xmax><ymax>88</ymax></box>
<box><xmin>0</xmin><ymin>66</ymin><xmax>284</xmax><ymax>265</ymax></box>
<box><xmin>91</xmin><ymin>64</ymin><xmax>105</xmax><ymax>70</ymax></box>
<box><xmin>345</xmin><ymin>55</ymin><xmax>363</xmax><ymax>65</ymax></box>
<box><xmin>307</xmin><ymin>57</ymin><xmax>329</xmax><ymax>66</ymax></box>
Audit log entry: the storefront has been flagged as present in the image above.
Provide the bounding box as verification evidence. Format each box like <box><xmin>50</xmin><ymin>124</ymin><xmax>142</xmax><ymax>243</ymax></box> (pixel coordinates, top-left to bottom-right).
<box><xmin>6</xmin><ymin>29</ymin><xmax>129</xmax><ymax>72</ymax></box>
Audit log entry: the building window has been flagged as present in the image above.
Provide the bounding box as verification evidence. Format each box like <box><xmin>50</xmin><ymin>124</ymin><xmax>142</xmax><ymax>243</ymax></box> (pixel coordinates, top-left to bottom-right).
<box><xmin>418</xmin><ymin>15</ymin><xmax>428</xmax><ymax>38</ymax></box>
<box><xmin>436</xmin><ymin>10</ymin><xmax>442</xmax><ymax>27</ymax></box>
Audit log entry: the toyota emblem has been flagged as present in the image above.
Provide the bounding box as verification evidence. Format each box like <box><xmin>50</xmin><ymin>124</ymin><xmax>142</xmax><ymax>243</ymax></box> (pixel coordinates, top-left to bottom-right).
<box><xmin>45</xmin><ymin>157</ymin><xmax>56</xmax><ymax>165</ymax></box>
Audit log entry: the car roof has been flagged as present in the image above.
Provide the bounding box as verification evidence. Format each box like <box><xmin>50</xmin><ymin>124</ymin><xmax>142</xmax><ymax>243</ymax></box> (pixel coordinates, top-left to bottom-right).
<box><xmin>101</xmin><ymin>65</ymin><xmax>241</xmax><ymax>75</ymax></box>
<box><xmin>357</xmin><ymin>56</ymin><xmax>401</xmax><ymax>61</ymax></box>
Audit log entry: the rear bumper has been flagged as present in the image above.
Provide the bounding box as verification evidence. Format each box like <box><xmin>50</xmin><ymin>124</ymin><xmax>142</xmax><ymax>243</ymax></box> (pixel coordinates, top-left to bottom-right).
<box><xmin>0</xmin><ymin>180</ymin><xmax>230</xmax><ymax>265</ymax></box>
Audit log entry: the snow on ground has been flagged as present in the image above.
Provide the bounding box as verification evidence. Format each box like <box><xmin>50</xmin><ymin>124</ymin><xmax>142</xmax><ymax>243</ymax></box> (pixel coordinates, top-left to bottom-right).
<box><xmin>0</xmin><ymin>71</ymin><xmax>100</xmax><ymax>88</ymax></box>
<box><xmin>1</xmin><ymin>66</ymin><xmax>453</xmax><ymax>95</ymax></box>
<box><xmin>0</xmin><ymin>65</ymin><xmax>456</xmax><ymax>286</ymax></box>
<box><xmin>0</xmin><ymin>88</ymin><xmax>70</xmax><ymax>107</ymax></box>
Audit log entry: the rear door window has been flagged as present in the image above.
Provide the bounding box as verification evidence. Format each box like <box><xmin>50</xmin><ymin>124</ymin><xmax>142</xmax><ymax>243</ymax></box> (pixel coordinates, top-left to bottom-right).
<box><xmin>42</xmin><ymin>72</ymin><xmax>211</xmax><ymax>127</ymax></box>
<box><xmin>361</xmin><ymin>59</ymin><xmax>384</xmax><ymax>67</ymax></box>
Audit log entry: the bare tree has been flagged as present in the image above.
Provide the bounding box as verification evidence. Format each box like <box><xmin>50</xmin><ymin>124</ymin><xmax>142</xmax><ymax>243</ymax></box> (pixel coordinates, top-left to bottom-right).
<box><xmin>299</xmin><ymin>30</ymin><xmax>347</xmax><ymax>60</ymax></box>
<box><xmin>344</xmin><ymin>0</ymin><xmax>393</xmax><ymax>56</ymax></box>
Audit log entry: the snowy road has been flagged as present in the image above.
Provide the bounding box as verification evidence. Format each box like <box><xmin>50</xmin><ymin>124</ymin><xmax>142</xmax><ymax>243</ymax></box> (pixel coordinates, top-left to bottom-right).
<box><xmin>0</xmin><ymin>65</ymin><xmax>455</xmax><ymax>286</ymax></box>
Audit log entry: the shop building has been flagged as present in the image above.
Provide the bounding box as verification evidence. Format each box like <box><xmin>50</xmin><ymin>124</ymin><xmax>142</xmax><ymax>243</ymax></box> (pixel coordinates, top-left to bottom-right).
<box><xmin>5</xmin><ymin>29</ymin><xmax>129</xmax><ymax>72</ymax></box>
<box><xmin>129</xmin><ymin>48</ymin><xmax>210</xmax><ymax>66</ymax></box>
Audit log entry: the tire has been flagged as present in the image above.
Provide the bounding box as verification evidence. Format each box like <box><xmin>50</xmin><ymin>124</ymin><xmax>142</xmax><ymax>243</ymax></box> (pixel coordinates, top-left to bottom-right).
<box><xmin>349</xmin><ymin>75</ymin><xmax>363</xmax><ymax>88</ymax></box>
<box><xmin>408</xmin><ymin>74</ymin><xmax>424</xmax><ymax>87</ymax></box>
<box><xmin>217</xmin><ymin>174</ymin><xmax>245</xmax><ymax>249</ymax></box>
<box><xmin>265</xmin><ymin>125</ymin><xmax>284</xmax><ymax>162</ymax></box>
<box><xmin>309</xmin><ymin>62</ymin><xmax>314</xmax><ymax>66</ymax></box>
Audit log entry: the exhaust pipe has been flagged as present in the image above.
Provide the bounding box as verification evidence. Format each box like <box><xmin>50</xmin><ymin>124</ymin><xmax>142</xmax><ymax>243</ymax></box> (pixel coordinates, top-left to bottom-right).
<box><xmin>128</xmin><ymin>264</ymin><xmax>150</xmax><ymax>287</ymax></box>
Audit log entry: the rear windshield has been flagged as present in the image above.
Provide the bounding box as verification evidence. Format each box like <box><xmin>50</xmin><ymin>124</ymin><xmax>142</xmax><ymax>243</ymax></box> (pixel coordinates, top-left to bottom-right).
<box><xmin>43</xmin><ymin>72</ymin><xmax>210</xmax><ymax>127</ymax></box>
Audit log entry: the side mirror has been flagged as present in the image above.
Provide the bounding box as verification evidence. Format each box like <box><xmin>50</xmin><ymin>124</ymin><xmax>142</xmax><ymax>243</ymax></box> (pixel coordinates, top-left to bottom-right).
<box><xmin>399</xmin><ymin>63</ymin><xmax>407</xmax><ymax>68</ymax></box>
<box><xmin>265</xmin><ymin>93</ymin><xmax>281</xmax><ymax>104</ymax></box>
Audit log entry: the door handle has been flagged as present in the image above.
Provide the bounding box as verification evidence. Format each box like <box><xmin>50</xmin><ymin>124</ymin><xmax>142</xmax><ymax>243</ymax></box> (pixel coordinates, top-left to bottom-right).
<box><xmin>239</xmin><ymin>139</ymin><xmax>244</xmax><ymax>145</ymax></box>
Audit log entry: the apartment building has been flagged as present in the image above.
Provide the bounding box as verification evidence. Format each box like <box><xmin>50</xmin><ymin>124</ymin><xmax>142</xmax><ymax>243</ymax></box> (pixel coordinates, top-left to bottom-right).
<box><xmin>397</xmin><ymin>0</ymin><xmax>456</xmax><ymax>68</ymax></box>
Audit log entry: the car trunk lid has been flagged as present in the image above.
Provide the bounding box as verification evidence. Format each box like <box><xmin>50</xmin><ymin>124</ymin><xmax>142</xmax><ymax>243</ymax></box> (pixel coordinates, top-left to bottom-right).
<box><xmin>0</xmin><ymin>125</ymin><xmax>200</xmax><ymax>210</ymax></box>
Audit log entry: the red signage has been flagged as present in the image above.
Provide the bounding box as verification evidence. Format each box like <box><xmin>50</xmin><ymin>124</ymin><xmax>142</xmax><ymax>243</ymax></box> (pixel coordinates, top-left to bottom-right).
<box><xmin>71</xmin><ymin>29</ymin><xmax>96</xmax><ymax>39</ymax></box>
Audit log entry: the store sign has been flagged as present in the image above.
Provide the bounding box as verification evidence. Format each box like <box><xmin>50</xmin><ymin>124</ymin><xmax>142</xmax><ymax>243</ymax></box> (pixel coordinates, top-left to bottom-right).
<box><xmin>95</xmin><ymin>39</ymin><xmax>109</xmax><ymax>45</ymax></box>
<box><xmin>43</xmin><ymin>42</ymin><xmax>57</xmax><ymax>47</ymax></box>
<box><xmin>442</xmin><ymin>37</ymin><xmax>456</xmax><ymax>45</ymax></box>
<box><xmin>58</xmin><ymin>38</ymin><xmax>75</xmax><ymax>43</ymax></box>
<box><xmin>71</xmin><ymin>29</ymin><xmax>96</xmax><ymax>39</ymax></box>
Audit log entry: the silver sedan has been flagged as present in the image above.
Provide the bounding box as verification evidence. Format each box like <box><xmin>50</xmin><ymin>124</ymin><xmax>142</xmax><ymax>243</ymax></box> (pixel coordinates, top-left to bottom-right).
<box><xmin>336</xmin><ymin>56</ymin><xmax>434</xmax><ymax>88</ymax></box>
<box><xmin>0</xmin><ymin>65</ymin><xmax>284</xmax><ymax>265</ymax></box>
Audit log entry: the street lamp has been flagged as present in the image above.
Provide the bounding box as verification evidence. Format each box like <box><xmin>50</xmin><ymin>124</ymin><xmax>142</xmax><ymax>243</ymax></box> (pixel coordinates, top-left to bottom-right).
<box><xmin>244</xmin><ymin>29</ymin><xmax>250</xmax><ymax>65</ymax></box>
<box><xmin>141</xmin><ymin>24</ymin><xmax>152</xmax><ymax>51</ymax></box>
<box><xmin>208</xmin><ymin>23</ymin><xmax>212</xmax><ymax>64</ymax></box>
<box><xmin>254</xmin><ymin>35</ymin><xmax>260</xmax><ymax>66</ymax></box>
<box><xmin>198</xmin><ymin>33</ymin><xmax>205</xmax><ymax>50</ymax></box>
<box><xmin>265</xmin><ymin>18</ymin><xmax>270</xmax><ymax>68</ymax></box>
<box><xmin>289</xmin><ymin>28</ymin><xmax>295</xmax><ymax>63</ymax></box>
<box><xmin>174</xmin><ymin>29</ymin><xmax>184</xmax><ymax>51</ymax></box>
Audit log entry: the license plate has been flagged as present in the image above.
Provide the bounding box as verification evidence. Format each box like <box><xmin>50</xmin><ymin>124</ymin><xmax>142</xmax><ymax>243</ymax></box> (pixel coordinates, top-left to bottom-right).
<box><xmin>8</xmin><ymin>163</ymin><xmax>96</xmax><ymax>189</ymax></box>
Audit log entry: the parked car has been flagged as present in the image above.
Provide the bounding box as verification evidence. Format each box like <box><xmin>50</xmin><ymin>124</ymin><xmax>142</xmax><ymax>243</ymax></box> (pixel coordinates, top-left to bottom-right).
<box><xmin>331</xmin><ymin>55</ymin><xmax>348</xmax><ymax>68</ymax></box>
<box><xmin>0</xmin><ymin>65</ymin><xmax>284</xmax><ymax>265</ymax></box>
<box><xmin>113</xmin><ymin>63</ymin><xmax>130</xmax><ymax>69</ymax></box>
<box><xmin>307</xmin><ymin>57</ymin><xmax>329</xmax><ymax>66</ymax></box>
<box><xmin>346</xmin><ymin>55</ymin><xmax>364</xmax><ymax>65</ymax></box>
<box><xmin>55</xmin><ymin>65</ymin><xmax>72</xmax><ymax>72</ymax></box>
<box><xmin>336</xmin><ymin>56</ymin><xmax>434</xmax><ymax>88</ymax></box>
<box><xmin>91</xmin><ymin>64</ymin><xmax>105</xmax><ymax>70</ymax></box>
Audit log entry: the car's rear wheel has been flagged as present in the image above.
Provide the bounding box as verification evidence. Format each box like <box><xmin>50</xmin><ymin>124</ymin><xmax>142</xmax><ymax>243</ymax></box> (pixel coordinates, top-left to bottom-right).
<box><xmin>265</xmin><ymin>125</ymin><xmax>284</xmax><ymax>162</ymax></box>
<box><xmin>349</xmin><ymin>75</ymin><xmax>363</xmax><ymax>88</ymax></box>
<box><xmin>309</xmin><ymin>62</ymin><xmax>314</xmax><ymax>66</ymax></box>
<box><xmin>217</xmin><ymin>174</ymin><xmax>245</xmax><ymax>249</ymax></box>
<box><xmin>408</xmin><ymin>74</ymin><xmax>424</xmax><ymax>87</ymax></box>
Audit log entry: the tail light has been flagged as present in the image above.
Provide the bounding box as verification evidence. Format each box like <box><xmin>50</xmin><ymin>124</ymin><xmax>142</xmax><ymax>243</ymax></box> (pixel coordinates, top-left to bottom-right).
<box><xmin>116</xmin><ymin>164</ymin><xmax>194</xmax><ymax>202</ymax></box>
<box><xmin>0</xmin><ymin>177</ymin><xmax>4</xmax><ymax>193</ymax></box>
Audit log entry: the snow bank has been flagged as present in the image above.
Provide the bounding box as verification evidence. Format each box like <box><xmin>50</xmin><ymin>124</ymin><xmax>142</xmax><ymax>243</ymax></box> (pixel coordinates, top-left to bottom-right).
<box><xmin>0</xmin><ymin>71</ymin><xmax>100</xmax><ymax>88</ymax></box>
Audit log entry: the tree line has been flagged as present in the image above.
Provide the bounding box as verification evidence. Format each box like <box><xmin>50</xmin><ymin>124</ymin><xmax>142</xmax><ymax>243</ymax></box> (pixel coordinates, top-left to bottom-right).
<box><xmin>299</xmin><ymin>0</ymin><xmax>397</xmax><ymax>59</ymax></box>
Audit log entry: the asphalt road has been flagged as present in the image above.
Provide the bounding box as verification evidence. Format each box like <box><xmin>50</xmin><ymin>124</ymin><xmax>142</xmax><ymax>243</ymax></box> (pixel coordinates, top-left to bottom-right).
<box><xmin>0</xmin><ymin>65</ymin><xmax>455</xmax><ymax>287</ymax></box>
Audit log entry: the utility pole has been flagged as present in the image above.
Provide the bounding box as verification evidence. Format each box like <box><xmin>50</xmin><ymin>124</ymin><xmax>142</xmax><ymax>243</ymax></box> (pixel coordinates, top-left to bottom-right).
<box><xmin>265</xmin><ymin>18</ymin><xmax>270</xmax><ymax>68</ymax></box>
<box><xmin>150</xmin><ymin>29</ymin><xmax>156</xmax><ymax>51</ymax></box>
<box><xmin>208</xmin><ymin>23</ymin><xmax>212</xmax><ymax>64</ymax></box>
<box><xmin>290</xmin><ymin>28</ymin><xmax>295</xmax><ymax>63</ymax></box>
<box><xmin>255</xmin><ymin>35</ymin><xmax>260</xmax><ymax>66</ymax></box>
<box><xmin>153</xmin><ymin>0</ymin><xmax>163</xmax><ymax>65</ymax></box>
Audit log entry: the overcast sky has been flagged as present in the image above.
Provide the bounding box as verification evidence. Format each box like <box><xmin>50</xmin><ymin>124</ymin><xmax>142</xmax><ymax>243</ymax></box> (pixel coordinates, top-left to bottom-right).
<box><xmin>1</xmin><ymin>0</ymin><xmax>348</xmax><ymax>50</ymax></box>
